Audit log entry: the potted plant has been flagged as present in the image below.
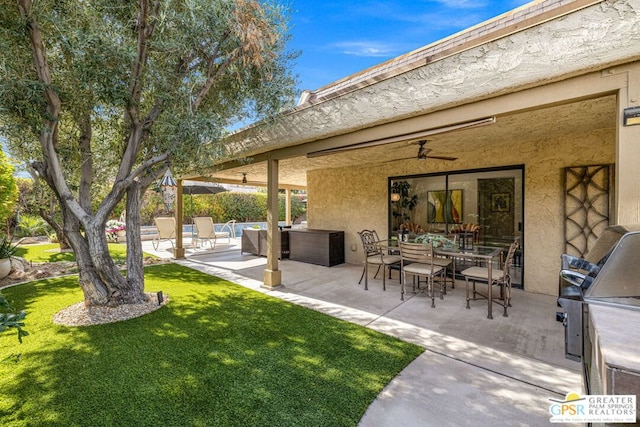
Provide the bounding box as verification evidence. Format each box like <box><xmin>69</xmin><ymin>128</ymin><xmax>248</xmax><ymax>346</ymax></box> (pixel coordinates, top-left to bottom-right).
<box><xmin>391</xmin><ymin>181</ymin><xmax>419</xmax><ymax>231</ymax></box>
<box><xmin>0</xmin><ymin>236</ymin><xmax>19</xmax><ymax>279</ymax></box>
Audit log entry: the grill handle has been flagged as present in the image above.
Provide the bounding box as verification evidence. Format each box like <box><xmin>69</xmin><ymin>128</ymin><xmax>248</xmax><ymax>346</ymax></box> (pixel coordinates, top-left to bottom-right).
<box><xmin>560</xmin><ymin>269</ymin><xmax>594</xmax><ymax>288</ymax></box>
<box><xmin>561</xmin><ymin>254</ymin><xmax>601</xmax><ymax>274</ymax></box>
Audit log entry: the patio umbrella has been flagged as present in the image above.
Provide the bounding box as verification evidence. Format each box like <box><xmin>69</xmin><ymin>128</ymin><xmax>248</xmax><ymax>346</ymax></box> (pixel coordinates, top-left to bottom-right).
<box><xmin>181</xmin><ymin>181</ymin><xmax>228</xmax><ymax>238</ymax></box>
<box><xmin>181</xmin><ymin>180</ymin><xmax>228</xmax><ymax>196</ymax></box>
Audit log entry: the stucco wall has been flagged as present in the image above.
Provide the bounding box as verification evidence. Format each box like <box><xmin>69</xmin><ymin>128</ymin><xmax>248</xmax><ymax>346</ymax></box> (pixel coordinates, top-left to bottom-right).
<box><xmin>307</xmin><ymin>128</ymin><xmax>614</xmax><ymax>295</ymax></box>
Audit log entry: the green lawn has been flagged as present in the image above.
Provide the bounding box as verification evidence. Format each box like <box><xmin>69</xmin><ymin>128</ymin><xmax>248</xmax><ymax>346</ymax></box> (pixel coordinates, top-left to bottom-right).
<box><xmin>13</xmin><ymin>243</ymin><xmax>131</xmax><ymax>263</ymax></box>
<box><xmin>0</xmin><ymin>264</ymin><xmax>424</xmax><ymax>426</ymax></box>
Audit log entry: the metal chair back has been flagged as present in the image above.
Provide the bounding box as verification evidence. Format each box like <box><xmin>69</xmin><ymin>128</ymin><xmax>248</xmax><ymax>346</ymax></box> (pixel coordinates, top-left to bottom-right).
<box><xmin>358</xmin><ymin>229</ymin><xmax>382</xmax><ymax>256</ymax></box>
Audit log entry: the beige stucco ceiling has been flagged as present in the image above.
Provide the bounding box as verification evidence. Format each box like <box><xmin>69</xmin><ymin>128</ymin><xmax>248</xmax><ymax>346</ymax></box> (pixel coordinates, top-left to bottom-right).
<box><xmin>198</xmin><ymin>94</ymin><xmax>617</xmax><ymax>188</ymax></box>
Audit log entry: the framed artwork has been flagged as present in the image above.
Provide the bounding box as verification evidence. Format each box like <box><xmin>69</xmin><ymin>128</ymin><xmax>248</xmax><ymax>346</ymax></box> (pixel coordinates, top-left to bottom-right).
<box><xmin>427</xmin><ymin>190</ymin><xmax>463</xmax><ymax>223</ymax></box>
<box><xmin>491</xmin><ymin>192</ymin><xmax>510</xmax><ymax>212</ymax></box>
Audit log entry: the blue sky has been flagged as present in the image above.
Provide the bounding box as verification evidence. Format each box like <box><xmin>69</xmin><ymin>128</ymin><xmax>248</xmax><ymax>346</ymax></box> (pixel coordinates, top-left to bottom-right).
<box><xmin>288</xmin><ymin>0</ymin><xmax>531</xmax><ymax>93</ymax></box>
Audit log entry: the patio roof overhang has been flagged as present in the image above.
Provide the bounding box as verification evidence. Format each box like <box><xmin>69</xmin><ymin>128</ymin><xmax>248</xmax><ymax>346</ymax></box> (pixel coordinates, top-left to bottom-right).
<box><xmin>188</xmin><ymin>86</ymin><xmax>619</xmax><ymax>188</ymax></box>
<box><xmin>183</xmin><ymin>0</ymin><xmax>638</xmax><ymax>188</ymax></box>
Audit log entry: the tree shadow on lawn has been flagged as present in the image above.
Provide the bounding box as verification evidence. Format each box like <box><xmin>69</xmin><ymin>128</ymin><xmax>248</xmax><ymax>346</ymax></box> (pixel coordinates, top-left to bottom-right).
<box><xmin>0</xmin><ymin>264</ymin><xmax>424</xmax><ymax>427</ymax></box>
<box><xmin>14</xmin><ymin>246</ymin><xmax>76</xmax><ymax>262</ymax></box>
<box><xmin>14</xmin><ymin>243</ymin><xmax>132</xmax><ymax>265</ymax></box>
<box><xmin>5</xmin><ymin>244</ymin><xmax>156</xmax><ymax>314</ymax></box>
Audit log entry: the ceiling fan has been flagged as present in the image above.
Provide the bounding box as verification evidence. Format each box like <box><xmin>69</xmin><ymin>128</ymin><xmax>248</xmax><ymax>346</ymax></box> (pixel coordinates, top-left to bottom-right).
<box><xmin>392</xmin><ymin>140</ymin><xmax>458</xmax><ymax>162</ymax></box>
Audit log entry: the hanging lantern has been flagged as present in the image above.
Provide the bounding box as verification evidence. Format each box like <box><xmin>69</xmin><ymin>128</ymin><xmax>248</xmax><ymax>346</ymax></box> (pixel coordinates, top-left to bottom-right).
<box><xmin>159</xmin><ymin>170</ymin><xmax>177</xmax><ymax>212</ymax></box>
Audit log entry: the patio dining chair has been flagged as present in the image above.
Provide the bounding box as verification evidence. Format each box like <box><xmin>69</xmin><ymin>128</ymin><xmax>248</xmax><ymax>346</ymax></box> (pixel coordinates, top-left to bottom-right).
<box><xmin>358</xmin><ymin>229</ymin><xmax>401</xmax><ymax>291</ymax></box>
<box><xmin>426</xmin><ymin>233</ymin><xmax>458</xmax><ymax>293</ymax></box>
<box><xmin>152</xmin><ymin>217</ymin><xmax>176</xmax><ymax>251</ymax></box>
<box><xmin>399</xmin><ymin>241</ymin><xmax>445</xmax><ymax>308</ymax></box>
<box><xmin>461</xmin><ymin>238</ymin><xmax>520</xmax><ymax>316</ymax></box>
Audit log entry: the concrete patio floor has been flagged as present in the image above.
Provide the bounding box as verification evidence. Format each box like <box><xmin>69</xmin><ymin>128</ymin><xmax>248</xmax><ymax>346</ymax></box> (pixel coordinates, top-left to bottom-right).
<box><xmin>143</xmin><ymin>237</ymin><xmax>583</xmax><ymax>426</ymax></box>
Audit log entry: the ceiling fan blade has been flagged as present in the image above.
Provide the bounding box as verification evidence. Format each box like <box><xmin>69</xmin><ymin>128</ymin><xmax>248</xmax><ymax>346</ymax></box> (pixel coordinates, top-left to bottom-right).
<box><xmin>426</xmin><ymin>155</ymin><xmax>458</xmax><ymax>161</ymax></box>
<box><xmin>384</xmin><ymin>154</ymin><xmax>457</xmax><ymax>163</ymax></box>
<box><xmin>383</xmin><ymin>156</ymin><xmax>414</xmax><ymax>163</ymax></box>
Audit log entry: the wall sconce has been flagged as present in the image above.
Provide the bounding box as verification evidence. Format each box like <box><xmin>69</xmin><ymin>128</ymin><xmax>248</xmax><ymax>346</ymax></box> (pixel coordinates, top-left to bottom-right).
<box><xmin>390</xmin><ymin>193</ymin><xmax>400</xmax><ymax>202</ymax></box>
<box><xmin>159</xmin><ymin>170</ymin><xmax>177</xmax><ymax>212</ymax></box>
<box><xmin>623</xmin><ymin>107</ymin><xmax>640</xmax><ymax>126</ymax></box>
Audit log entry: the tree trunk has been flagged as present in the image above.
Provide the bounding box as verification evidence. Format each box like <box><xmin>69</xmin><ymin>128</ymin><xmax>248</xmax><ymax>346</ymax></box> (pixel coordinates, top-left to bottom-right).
<box><xmin>67</xmin><ymin>230</ymin><xmax>110</xmax><ymax>306</ymax></box>
<box><xmin>39</xmin><ymin>208</ymin><xmax>71</xmax><ymax>250</ymax></box>
<box><xmin>54</xmin><ymin>198</ymin><xmax>147</xmax><ymax>307</ymax></box>
<box><xmin>70</xmin><ymin>220</ymin><xmax>147</xmax><ymax>306</ymax></box>
<box><xmin>125</xmin><ymin>182</ymin><xmax>145</xmax><ymax>292</ymax></box>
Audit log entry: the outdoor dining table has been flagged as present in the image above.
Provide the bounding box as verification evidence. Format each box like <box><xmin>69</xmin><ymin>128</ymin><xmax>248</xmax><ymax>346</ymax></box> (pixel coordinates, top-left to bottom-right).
<box><xmin>435</xmin><ymin>245</ymin><xmax>504</xmax><ymax>319</ymax></box>
<box><xmin>375</xmin><ymin>239</ymin><xmax>504</xmax><ymax>319</ymax></box>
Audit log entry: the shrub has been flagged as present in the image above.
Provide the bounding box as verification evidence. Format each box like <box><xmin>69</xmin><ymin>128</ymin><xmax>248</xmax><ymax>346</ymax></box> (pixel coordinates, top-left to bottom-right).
<box><xmin>282</xmin><ymin>194</ymin><xmax>306</xmax><ymax>222</ymax></box>
<box><xmin>15</xmin><ymin>214</ymin><xmax>49</xmax><ymax>237</ymax></box>
<box><xmin>140</xmin><ymin>191</ymin><xmax>166</xmax><ymax>225</ymax></box>
<box><xmin>140</xmin><ymin>190</ymin><xmax>307</xmax><ymax>225</ymax></box>
<box><xmin>0</xmin><ymin>152</ymin><xmax>18</xmax><ymax>226</ymax></box>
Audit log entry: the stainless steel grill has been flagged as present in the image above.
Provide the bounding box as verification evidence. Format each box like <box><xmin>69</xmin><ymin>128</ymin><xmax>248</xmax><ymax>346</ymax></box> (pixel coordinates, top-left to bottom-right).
<box><xmin>557</xmin><ymin>227</ymin><xmax>640</xmax><ymax>392</ymax></box>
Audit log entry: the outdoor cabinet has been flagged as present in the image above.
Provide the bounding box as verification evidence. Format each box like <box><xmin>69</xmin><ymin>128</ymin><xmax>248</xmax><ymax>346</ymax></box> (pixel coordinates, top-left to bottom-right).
<box><xmin>288</xmin><ymin>229</ymin><xmax>344</xmax><ymax>267</ymax></box>
<box><xmin>241</xmin><ymin>229</ymin><xmax>289</xmax><ymax>259</ymax></box>
<box><xmin>241</xmin><ymin>229</ymin><xmax>261</xmax><ymax>255</ymax></box>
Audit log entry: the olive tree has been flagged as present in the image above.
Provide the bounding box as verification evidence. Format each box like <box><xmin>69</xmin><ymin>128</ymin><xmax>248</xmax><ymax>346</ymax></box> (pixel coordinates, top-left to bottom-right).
<box><xmin>0</xmin><ymin>0</ymin><xmax>297</xmax><ymax>306</ymax></box>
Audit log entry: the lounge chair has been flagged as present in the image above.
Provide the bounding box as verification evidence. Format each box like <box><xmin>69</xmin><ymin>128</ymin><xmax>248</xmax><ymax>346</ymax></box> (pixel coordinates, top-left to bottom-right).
<box><xmin>193</xmin><ymin>217</ymin><xmax>231</xmax><ymax>250</ymax></box>
<box><xmin>153</xmin><ymin>217</ymin><xmax>176</xmax><ymax>251</ymax></box>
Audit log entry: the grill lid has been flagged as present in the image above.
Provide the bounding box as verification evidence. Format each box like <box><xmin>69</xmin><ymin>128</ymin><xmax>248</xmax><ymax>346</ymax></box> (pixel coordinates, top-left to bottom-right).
<box><xmin>584</xmin><ymin>231</ymin><xmax>640</xmax><ymax>309</ymax></box>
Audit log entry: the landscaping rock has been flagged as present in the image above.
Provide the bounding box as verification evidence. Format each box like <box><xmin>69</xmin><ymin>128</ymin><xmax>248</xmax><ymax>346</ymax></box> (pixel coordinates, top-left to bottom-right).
<box><xmin>10</xmin><ymin>256</ymin><xmax>29</xmax><ymax>273</ymax></box>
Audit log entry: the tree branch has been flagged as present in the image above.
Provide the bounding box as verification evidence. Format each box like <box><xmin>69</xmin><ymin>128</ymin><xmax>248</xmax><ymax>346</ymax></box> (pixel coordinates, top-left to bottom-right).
<box><xmin>78</xmin><ymin>113</ymin><xmax>93</xmax><ymax>214</ymax></box>
<box><xmin>191</xmin><ymin>50</ymin><xmax>237</xmax><ymax>111</ymax></box>
<box><xmin>18</xmin><ymin>0</ymin><xmax>89</xmax><ymax>225</ymax></box>
<box><xmin>127</xmin><ymin>0</ymin><xmax>150</xmax><ymax>125</ymax></box>
<box><xmin>119</xmin><ymin>0</ymin><xmax>162</xmax><ymax>183</ymax></box>
<box><xmin>142</xmin><ymin>100</ymin><xmax>163</xmax><ymax>130</ymax></box>
<box><xmin>126</xmin><ymin>153</ymin><xmax>169</xmax><ymax>187</ymax></box>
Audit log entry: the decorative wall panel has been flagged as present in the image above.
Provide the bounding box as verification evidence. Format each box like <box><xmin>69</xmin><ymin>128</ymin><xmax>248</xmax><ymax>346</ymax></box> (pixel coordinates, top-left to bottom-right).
<box><xmin>564</xmin><ymin>165</ymin><xmax>613</xmax><ymax>258</ymax></box>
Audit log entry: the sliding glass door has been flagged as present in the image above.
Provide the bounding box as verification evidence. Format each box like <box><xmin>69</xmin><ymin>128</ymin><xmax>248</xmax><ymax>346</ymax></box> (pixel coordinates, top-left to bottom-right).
<box><xmin>389</xmin><ymin>165</ymin><xmax>524</xmax><ymax>287</ymax></box>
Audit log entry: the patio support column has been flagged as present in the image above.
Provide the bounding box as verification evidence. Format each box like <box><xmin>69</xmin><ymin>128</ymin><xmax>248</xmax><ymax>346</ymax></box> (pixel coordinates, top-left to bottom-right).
<box><xmin>263</xmin><ymin>157</ymin><xmax>282</xmax><ymax>288</ymax></box>
<box><xmin>285</xmin><ymin>188</ymin><xmax>292</xmax><ymax>226</ymax></box>
<box><xmin>615</xmin><ymin>71</ymin><xmax>640</xmax><ymax>225</ymax></box>
<box><xmin>174</xmin><ymin>179</ymin><xmax>185</xmax><ymax>259</ymax></box>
